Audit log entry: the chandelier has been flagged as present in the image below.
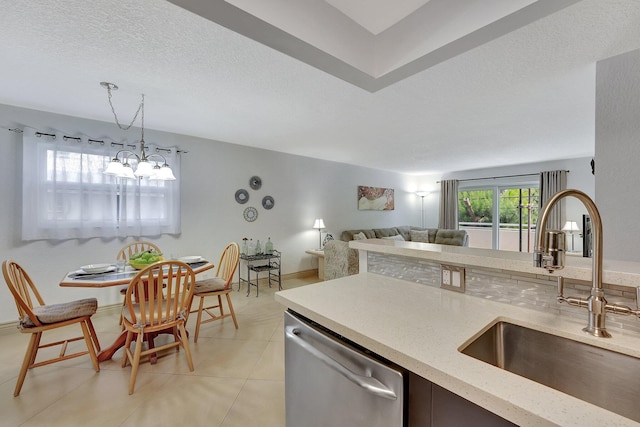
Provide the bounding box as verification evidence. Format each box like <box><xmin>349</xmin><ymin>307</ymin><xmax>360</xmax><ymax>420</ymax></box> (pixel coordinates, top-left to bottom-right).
<box><xmin>101</xmin><ymin>82</ymin><xmax>176</xmax><ymax>180</ymax></box>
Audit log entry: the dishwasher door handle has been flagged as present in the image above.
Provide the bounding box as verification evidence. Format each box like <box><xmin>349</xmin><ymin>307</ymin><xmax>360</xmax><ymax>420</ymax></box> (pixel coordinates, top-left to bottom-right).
<box><xmin>286</xmin><ymin>327</ymin><xmax>397</xmax><ymax>400</ymax></box>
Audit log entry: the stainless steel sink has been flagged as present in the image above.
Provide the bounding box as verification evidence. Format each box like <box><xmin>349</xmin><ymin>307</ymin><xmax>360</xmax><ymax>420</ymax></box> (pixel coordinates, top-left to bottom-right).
<box><xmin>460</xmin><ymin>321</ymin><xmax>640</xmax><ymax>422</ymax></box>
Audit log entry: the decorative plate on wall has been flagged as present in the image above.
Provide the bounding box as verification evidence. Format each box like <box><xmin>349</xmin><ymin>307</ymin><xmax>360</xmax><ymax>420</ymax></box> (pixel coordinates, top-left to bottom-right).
<box><xmin>262</xmin><ymin>195</ymin><xmax>275</xmax><ymax>210</ymax></box>
<box><xmin>235</xmin><ymin>189</ymin><xmax>249</xmax><ymax>204</ymax></box>
<box><xmin>249</xmin><ymin>176</ymin><xmax>262</xmax><ymax>190</ymax></box>
<box><xmin>243</xmin><ymin>206</ymin><xmax>258</xmax><ymax>222</ymax></box>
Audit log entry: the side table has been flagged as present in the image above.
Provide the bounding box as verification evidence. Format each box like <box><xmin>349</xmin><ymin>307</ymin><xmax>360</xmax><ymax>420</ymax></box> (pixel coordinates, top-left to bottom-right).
<box><xmin>305</xmin><ymin>249</ymin><xmax>325</xmax><ymax>280</ymax></box>
<box><xmin>238</xmin><ymin>251</ymin><xmax>282</xmax><ymax>297</ymax></box>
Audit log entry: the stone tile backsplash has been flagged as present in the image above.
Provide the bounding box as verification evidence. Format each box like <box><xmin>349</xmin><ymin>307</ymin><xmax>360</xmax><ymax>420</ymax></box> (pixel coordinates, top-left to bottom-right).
<box><xmin>367</xmin><ymin>253</ymin><xmax>640</xmax><ymax>334</ymax></box>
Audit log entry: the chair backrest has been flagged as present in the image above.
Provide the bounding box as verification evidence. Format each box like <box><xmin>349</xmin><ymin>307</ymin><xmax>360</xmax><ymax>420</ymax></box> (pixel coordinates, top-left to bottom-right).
<box><xmin>215</xmin><ymin>242</ymin><xmax>240</xmax><ymax>289</ymax></box>
<box><xmin>117</xmin><ymin>241</ymin><xmax>162</xmax><ymax>261</ymax></box>
<box><xmin>123</xmin><ymin>260</ymin><xmax>195</xmax><ymax>328</ymax></box>
<box><xmin>2</xmin><ymin>260</ymin><xmax>45</xmax><ymax>327</ymax></box>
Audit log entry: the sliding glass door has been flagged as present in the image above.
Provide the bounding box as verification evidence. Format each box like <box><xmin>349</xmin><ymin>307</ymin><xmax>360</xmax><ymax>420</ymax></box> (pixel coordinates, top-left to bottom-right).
<box><xmin>459</xmin><ymin>186</ymin><xmax>539</xmax><ymax>252</ymax></box>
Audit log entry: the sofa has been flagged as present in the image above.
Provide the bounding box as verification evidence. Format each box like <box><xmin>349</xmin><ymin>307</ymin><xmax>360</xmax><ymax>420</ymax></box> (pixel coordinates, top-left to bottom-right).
<box><xmin>324</xmin><ymin>225</ymin><xmax>468</xmax><ymax>280</ymax></box>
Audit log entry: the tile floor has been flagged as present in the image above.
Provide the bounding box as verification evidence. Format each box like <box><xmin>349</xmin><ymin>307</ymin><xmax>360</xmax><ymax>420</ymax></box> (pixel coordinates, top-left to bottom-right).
<box><xmin>0</xmin><ymin>276</ymin><xmax>318</xmax><ymax>427</ymax></box>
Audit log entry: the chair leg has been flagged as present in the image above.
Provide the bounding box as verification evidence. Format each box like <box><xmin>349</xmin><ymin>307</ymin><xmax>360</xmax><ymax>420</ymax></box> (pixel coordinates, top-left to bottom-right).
<box><xmin>218</xmin><ymin>295</ymin><xmax>224</xmax><ymax>316</ymax></box>
<box><xmin>85</xmin><ymin>318</ymin><xmax>101</xmax><ymax>353</ymax></box>
<box><xmin>80</xmin><ymin>321</ymin><xmax>100</xmax><ymax>373</ymax></box>
<box><xmin>178</xmin><ymin>322</ymin><xmax>194</xmax><ymax>372</ymax></box>
<box><xmin>128</xmin><ymin>332</ymin><xmax>144</xmax><ymax>395</ymax></box>
<box><xmin>194</xmin><ymin>295</ymin><xmax>205</xmax><ymax>343</ymax></box>
<box><xmin>28</xmin><ymin>332</ymin><xmax>42</xmax><ymax>367</ymax></box>
<box><xmin>118</xmin><ymin>302</ymin><xmax>124</xmax><ymax>325</ymax></box>
<box><xmin>14</xmin><ymin>333</ymin><xmax>38</xmax><ymax>397</ymax></box>
<box><xmin>122</xmin><ymin>331</ymin><xmax>133</xmax><ymax>368</ymax></box>
<box><xmin>225</xmin><ymin>293</ymin><xmax>239</xmax><ymax>329</ymax></box>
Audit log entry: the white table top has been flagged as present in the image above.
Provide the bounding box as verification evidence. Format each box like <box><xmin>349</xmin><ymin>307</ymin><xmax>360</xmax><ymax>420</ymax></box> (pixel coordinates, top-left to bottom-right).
<box><xmin>59</xmin><ymin>261</ymin><xmax>214</xmax><ymax>288</ymax></box>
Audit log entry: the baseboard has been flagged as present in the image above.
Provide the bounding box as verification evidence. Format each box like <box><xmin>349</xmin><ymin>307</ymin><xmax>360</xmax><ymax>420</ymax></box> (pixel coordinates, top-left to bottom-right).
<box><xmin>0</xmin><ymin>321</ymin><xmax>16</xmax><ymax>335</ymax></box>
<box><xmin>283</xmin><ymin>269</ymin><xmax>317</xmax><ymax>280</ymax></box>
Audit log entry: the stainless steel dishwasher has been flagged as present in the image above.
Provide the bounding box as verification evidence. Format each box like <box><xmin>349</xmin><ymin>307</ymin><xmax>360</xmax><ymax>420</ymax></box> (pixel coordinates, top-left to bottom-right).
<box><xmin>284</xmin><ymin>310</ymin><xmax>405</xmax><ymax>427</ymax></box>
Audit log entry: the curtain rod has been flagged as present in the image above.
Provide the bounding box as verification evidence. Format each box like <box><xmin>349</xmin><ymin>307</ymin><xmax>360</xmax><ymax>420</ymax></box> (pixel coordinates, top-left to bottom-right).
<box><xmin>6</xmin><ymin>126</ymin><xmax>189</xmax><ymax>154</ymax></box>
<box><xmin>437</xmin><ymin>170</ymin><xmax>569</xmax><ymax>183</ymax></box>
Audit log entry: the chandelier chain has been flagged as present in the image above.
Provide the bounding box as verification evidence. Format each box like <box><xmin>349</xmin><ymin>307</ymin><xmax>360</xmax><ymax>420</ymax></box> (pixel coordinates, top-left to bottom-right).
<box><xmin>105</xmin><ymin>85</ymin><xmax>143</xmax><ymax>131</ymax></box>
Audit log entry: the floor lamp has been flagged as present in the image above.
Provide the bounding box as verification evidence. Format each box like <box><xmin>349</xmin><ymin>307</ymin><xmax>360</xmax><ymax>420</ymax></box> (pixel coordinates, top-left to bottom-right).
<box><xmin>415</xmin><ymin>191</ymin><xmax>429</xmax><ymax>228</ymax></box>
<box><xmin>313</xmin><ymin>219</ymin><xmax>325</xmax><ymax>250</ymax></box>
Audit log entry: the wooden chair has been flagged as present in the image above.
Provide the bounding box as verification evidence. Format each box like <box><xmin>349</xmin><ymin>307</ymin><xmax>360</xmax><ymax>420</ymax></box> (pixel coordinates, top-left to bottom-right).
<box><xmin>2</xmin><ymin>260</ymin><xmax>101</xmax><ymax>397</ymax></box>
<box><xmin>117</xmin><ymin>241</ymin><xmax>162</xmax><ymax>325</ymax></box>
<box><xmin>121</xmin><ymin>260</ymin><xmax>195</xmax><ymax>394</ymax></box>
<box><xmin>116</xmin><ymin>241</ymin><xmax>162</xmax><ymax>262</ymax></box>
<box><xmin>190</xmin><ymin>242</ymin><xmax>240</xmax><ymax>343</ymax></box>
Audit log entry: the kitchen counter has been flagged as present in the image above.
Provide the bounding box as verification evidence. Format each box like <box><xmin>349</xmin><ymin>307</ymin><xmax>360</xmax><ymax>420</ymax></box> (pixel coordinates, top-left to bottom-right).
<box><xmin>275</xmin><ymin>272</ymin><xmax>640</xmax><ymax>426</ymax></box>
<box><xmin>350</xmin><ymin>238</ymin><xmax>640</xmax><ymax>288</ymax></box>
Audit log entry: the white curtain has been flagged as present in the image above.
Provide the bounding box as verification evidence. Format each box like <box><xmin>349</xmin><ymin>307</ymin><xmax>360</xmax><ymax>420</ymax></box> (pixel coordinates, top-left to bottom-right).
<box><xmin>539</xmin><ymin>170</ymin><xmax>567</xmax><ymax>230</ymax></box>
<box><xmin>438</xmin><ymin>179</ymin><xmax>459</xmax><ymax>229</ymax></box>
<box><xmin>22</xmin><ymin>127</ymin><xmax>181</xmax><ymax>241</ymax></box>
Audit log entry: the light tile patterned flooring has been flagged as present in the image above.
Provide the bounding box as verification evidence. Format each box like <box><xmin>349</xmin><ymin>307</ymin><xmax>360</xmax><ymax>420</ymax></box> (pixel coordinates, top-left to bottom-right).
<box><xmin>0</xmin><ymin>276</ymin><xmax>318</xmax><ymax>427</ymax></box>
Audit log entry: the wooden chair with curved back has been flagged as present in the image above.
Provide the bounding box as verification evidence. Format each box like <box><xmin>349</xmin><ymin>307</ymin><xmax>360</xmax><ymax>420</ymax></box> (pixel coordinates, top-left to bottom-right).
<box><xmin>117</xmin><ymin>241</ymin><xmax>162</xmax><ymax>325</ymax></box>
<box><xmin>2</xmin><ymin>260</ymin><xmax>101</xmax><ymax>397</ymax></box>
<box><xmin>117</xmin><ymin>241</ymin><xmax>162</xmax><ymax>262</ymax></box>
<box><xmin>190</xmin><ymin>242</ymin><xmax>240</xmax><ymax>342</ymax></box>
<box><xmin>121</xmin><ymin>260</ymin><xmax>195</xmax><ymax>394</ymax></box>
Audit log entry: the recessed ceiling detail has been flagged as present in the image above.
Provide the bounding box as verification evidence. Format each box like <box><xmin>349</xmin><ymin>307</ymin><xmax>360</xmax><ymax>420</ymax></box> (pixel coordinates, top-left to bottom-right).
<box><xmin>323</xmin><ymin>0</ymin><xmax>432</xmax><ymax>35</ymax></box>
<box><xmin>170</xmin><ymin>0</ymin><xmax>581</xmax><ymax>91</ymax></box>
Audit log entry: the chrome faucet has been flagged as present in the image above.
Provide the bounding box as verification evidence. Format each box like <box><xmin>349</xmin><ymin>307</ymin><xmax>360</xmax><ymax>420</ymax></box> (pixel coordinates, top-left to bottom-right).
<box><xmin>534</xmin><ymin>189</ymin><xmax>640</xmax><ymax>337</ymax></box>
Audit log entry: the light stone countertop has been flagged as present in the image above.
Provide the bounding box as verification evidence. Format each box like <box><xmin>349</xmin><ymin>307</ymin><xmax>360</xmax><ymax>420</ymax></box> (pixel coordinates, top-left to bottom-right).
<box><xmin>275</xmin><ymin>272</ymin><xmax>640</xmax><ymax>426</ymax></box>
<box><xmin>349</xmin><ymin>239</ymin><xmax>640</xmax><ymax>288</ymax></box>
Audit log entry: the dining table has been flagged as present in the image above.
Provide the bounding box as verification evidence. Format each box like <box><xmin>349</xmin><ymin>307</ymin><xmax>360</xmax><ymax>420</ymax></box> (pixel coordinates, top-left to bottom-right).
<box><xmin>59</xmin><ymin>260</ymin><xmax>214</xmax><ymax>362</ymax></box>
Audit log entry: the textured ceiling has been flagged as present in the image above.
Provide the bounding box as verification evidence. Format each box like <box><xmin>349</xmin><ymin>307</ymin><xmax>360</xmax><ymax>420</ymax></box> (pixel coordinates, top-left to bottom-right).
<box><xmin>0</xmin><ymin>0</ymin><xmax>639</xmax><ymax>176</ymax></box>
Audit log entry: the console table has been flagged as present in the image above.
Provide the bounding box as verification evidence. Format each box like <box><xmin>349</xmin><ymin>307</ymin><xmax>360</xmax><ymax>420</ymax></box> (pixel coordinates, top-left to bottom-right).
<box><xmin>238</xmin><ymin>251</ymin><xmax>282</xmax><ymax>296</ymax></box>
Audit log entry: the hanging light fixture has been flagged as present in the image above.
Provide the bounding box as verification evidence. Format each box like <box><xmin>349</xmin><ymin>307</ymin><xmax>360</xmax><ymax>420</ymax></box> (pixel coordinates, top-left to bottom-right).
<box><xmin>101</xmin><ymin>82</ymin><xmax>176</xmax><ymax>180</ymax></box>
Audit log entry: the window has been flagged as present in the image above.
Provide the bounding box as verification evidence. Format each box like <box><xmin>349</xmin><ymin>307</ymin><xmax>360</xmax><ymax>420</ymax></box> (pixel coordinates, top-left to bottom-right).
<box><xmin>459</xmin><ymin>185</ymin><xmax>539</xmax><ymax>252</ymax></box>
<box><xmin>22</xmin><ymin>127</ymin><xmax>181</xmax><ymax>241</ymax></box>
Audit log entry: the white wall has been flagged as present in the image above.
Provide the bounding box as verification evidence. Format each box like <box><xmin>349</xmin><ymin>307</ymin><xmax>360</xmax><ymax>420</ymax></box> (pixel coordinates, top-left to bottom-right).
<box><xmin>0</xmin><ymin>104</ymin><xmax>419</xmax><ymax>323</ymax></box>
<box><xmin>595</xmin><ymin>48</ymin><xmax>640</xmax><ymax>262</ymax></box>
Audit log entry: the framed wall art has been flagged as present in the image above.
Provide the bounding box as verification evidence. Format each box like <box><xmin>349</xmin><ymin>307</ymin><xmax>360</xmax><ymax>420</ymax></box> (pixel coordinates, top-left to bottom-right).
<box><xmin>357</xmin><ymin>186</ymin><xmax>394</xmax><ymax>211</ymax></box>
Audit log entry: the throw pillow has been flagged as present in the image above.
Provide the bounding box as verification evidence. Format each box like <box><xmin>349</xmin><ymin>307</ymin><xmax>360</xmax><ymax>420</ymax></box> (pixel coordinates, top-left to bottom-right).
<box><xmin>353</xmin><ymin>232</ymin><xmax>367</xmax><ymax>240</ymax></box>
<box><xmin>381</xmin><ymin>234</ymin><xmax>405</xmax><ymax>241</ymax></box>
<box><xmin>435</xmin><ymin>230</ymin><xmax>467</xmax><ymax>246</ymax></box>
<box><xmin>409</xmin><ymin>230</ymin><xmax>430</xmax><ymax>243</ymax></box>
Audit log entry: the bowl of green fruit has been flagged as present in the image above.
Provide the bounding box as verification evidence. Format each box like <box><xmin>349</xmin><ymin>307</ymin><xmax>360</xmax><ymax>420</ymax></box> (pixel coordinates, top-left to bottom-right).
<box><xmin>129</xmin><ymin>250</ymin><xmax>164</xmax><ymax>270</ymax></box>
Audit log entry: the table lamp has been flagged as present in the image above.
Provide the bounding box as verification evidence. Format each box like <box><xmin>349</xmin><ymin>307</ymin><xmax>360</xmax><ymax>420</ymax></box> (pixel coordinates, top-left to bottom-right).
<box><xmin>562</xmin><ymin>220</ymin><xmax>580</xmax><ymax>252</ymax></box>
<box><xmin>313</xmin><ymin>219</ymin><xmax>325</xmax><ymax>250</ymax></box>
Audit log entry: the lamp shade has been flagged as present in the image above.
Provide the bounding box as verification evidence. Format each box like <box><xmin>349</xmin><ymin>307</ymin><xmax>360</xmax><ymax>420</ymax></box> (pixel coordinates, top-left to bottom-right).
<box><xmin>134</xmin><ymin>159</ymin><xmax>154</xmax><ymax>177</ymax></box>
<box><xmin>415</xmin><ymin>191</ymin><xmax>430</xmax><ymax>197</ymax></box>
<box><xmin>157</xmin><ymin>164</ymin><xmax>176</xmax><ymax>180</ymax></box>
<box><xmin>562</xmin><ymin>221</ymin><xmax>580</xmax><ymax>232</ymax></box>
<box><xmin>104</xmin><ymin>159</ymin><xmax>124</xmax><ymax>176</ymax></box>
<box><xmin>313</xmin><ymin>219</ymin><xmax>325</xmax><ymax>229</ymax></box>
<box><xmin>120</xmin><ymin>163</ymin><xmax>137</xmax><ymax>180</ymax></box>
